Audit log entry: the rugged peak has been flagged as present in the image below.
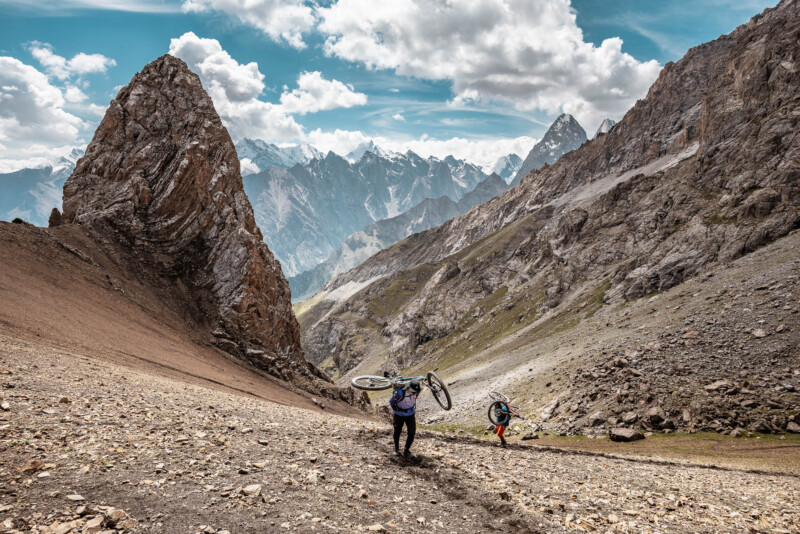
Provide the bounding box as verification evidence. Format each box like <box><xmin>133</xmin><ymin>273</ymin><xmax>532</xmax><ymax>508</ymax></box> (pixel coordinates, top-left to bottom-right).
<box><xmin>491</xmin><ymin>153</ymin><xmax>523</xmax><ymax>182</ymax></box>
<box><xmin>62</xmin><ymin>54</ymin><xmax>318</xmax><ymax>384</ymax></box>
<box><xmin>594</xmin><ymin>118</ymin><xmax>616</xmax><ymax>138</ymax></box>
<box><xmin>510</xmin><ymin>113</ymin><xmax>587</xmax><ymax>186</ymax></box>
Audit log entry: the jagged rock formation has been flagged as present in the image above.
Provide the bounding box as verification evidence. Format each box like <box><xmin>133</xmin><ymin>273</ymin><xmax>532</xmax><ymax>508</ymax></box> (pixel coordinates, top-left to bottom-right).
<box><xmin>62</xmin><ymin>54</ymin><xmax>326</xmax><ymax>388</ymax></box>
<box><xmin>289</xmin><ymin>173</ymin><xmax>509</xmax><ymax>302</ymax></box>
<box><xmin>48</xmin><ymin>208</ymin><xmax>62</xmax><ymax>227</ymax></box>
<box><xmin>298</xmin><ymin>0</ymin><xmax>800</xmax><ymax>430</ymax></box>
<box><xmin>510</xmin><ymin>114</ymin><xmax>587</xmax><ymax>187</ymax></box>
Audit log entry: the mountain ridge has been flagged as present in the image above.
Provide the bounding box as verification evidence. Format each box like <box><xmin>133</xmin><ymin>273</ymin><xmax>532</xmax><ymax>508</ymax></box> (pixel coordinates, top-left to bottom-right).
<box><xmin>298</xmin><ymin>0</ymin><xmax>800</xmax><ymax>436</ymax></box>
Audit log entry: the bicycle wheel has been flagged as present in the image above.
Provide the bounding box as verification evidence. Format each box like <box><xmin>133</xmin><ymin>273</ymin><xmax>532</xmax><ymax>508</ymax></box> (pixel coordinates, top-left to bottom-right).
<box><xmin>426</xmin><ymin>371</ymin><xmax>452</xmax><ymax>410</ymax></box>
<box><xmin>488</xmin><ymin>400</ymin><xmax>511</xmax><ymax>426</ymax></box>
<box><xmin>351</xmin><ymin>375</ymin><xmax>394</xmax><ymax>391</ymax></box>
<box><xmin>489</xmin><ymin>391</ymin><xmax>509</xmax><ymax>402</ymax></box>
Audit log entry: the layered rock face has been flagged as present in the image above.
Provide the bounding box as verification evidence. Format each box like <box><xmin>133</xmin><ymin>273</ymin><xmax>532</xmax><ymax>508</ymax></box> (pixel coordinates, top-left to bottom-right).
<box><xmin>300</xmin><ymin>0</ymin><xmax>800</xmax><ymax>416</ymax></box>
<box><xmin>62</xmin><ymin>55</ymin><xmax>315</xmax><ymax>383</ymax></box>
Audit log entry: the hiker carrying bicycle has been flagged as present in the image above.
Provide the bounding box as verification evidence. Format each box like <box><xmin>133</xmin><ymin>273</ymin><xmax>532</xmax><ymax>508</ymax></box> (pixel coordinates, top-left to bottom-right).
<box><xmin>390</xmin><ymin>379</ymin><xmax>421</xmax><ymax>458</ymax></box>
<box><xmin>491</xmin><ymin>402</ymin><xmax>511</xmax><ymax>447</ymax></box>
<box><xmin>488</xmin><ymin>391</ymin><xmax>522</xmax><ymax>448</ymax></box>
<box><xmin>350</xmin><ymin>371</ymin><xmax>452</xmax><ymax>459</ymax></box>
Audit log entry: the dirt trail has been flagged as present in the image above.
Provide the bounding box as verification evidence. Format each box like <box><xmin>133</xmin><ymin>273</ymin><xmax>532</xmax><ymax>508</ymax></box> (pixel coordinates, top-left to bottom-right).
<box><xmin>2</xmin><ymin>339</ymin><xmax>800</xmax><ymax>533</ymax></box>
<box><xmin>0</xmin><ymin>222</ymin><xmax>349</xmax><ymax>415</ymax></box>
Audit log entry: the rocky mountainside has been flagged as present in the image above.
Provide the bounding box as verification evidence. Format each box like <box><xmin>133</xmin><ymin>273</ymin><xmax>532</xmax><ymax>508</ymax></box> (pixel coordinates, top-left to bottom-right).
<box><xmin>243</xmin><ymin>149</ymin><xmax>488</xmax><ymax>276</ymax></box>
<box><xmin>510</xmin><ymin>114</ymin><xmax>587</xmax><ymax>187</ymax></box>
<box><xmin>490</xmin><ymin>153</ymin><xmax>523</xmax><ymax>182</ymax></box>
<box><xmin>298</xmin><ymin>0</ymin><xmax>800</xmax><ymax>433</ymax></box>
<box><xmin>61</xmin><ymin>54</ymin><xmax>333</xmax><ymax>392</ymax></box>
<box><xmin>0</xmin><ymin>149</ymin><xmax>83</xmax><ymax>226</ymax></box>
<box><xmin>289</xmin><ymin>173</ymin><xmax>509</xmax><ymax>302</ymax></box>
<box><xmin>235</xmin><ymin>138</ymin><xmax>322</xmax><ymax>175</ymax></box>
<box><xmin>594</xmin><ymin>118</ymin><xmax>617</xmax><ymax>138</ymax></box>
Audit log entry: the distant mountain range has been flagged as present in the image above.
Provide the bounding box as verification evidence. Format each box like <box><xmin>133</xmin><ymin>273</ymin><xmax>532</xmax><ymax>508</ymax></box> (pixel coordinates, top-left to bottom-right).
<box><xmin>241</xmin><ymin>147</ymin><xmax>489</xmax><ymax>277</ymax></box>
<box><xmin>236</xmin><ymin>139</ymin><xmax>322</xmax><ymax>175</ymax></box>
<box><xmin>0</xmin><ymin>148</ymin><xmax>84</xmax><ymax>226</ymax></box>
<box><xmin>288</xmin><ymin>172</ymin><xmax>509</xmax><ymax>302</ymax></box>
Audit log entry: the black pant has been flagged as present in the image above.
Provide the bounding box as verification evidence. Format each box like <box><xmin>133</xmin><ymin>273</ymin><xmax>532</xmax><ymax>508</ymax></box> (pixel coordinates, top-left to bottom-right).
<box><xmin>393</xmin><ymin>413</ymin><xmax>416</xmax><ymax>452</ymax></box>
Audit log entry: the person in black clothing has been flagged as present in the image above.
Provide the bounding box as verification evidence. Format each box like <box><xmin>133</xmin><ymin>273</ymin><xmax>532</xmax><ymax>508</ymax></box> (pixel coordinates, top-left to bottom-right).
<box><xmin>389</xmin><ymin>379</ymin><xmax>421</xmax><ymax>458</ymax></box>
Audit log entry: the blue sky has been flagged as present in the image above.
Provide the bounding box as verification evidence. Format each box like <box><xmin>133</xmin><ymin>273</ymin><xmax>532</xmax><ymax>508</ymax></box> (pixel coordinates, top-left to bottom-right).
<box><xmin>0</xmin><ymin>0</ymin><xmax>775</xmax><ymax>171</ymax></box>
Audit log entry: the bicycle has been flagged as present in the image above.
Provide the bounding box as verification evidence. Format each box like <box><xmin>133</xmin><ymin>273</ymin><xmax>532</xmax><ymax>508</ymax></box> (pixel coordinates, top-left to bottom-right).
<box><xmin>351</xmin><ymin>370</ymin><xmax>452</xmax><ymax>410</ymax></box>
<box><xmin>487</xmin><ymin>391</ymin><xmax>525</xmax><ymax>425</ymax></box>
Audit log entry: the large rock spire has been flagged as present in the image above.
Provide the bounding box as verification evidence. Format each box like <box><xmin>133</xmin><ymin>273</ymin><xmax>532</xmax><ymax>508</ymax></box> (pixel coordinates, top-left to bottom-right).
<box><xmin>63</xmin><ymin>54</ymin><xmax>312</xmax><ymax>381</ymax></box>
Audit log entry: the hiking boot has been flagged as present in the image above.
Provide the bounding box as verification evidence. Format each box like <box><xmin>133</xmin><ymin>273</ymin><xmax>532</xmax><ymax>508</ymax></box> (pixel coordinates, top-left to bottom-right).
<box><xmin>500</xmin><ymin>437</ymin><xmax>507</xmax><ymax>448</ymax></box>
<box><xmin>393</xmin><ymin>449</ymin><xmax>402</xmax><ymax>457</ymax></box>
<box><xmin>403</xmin><ymin>449</ymin><xmax>415</xmax><ymax>459</ymax></box>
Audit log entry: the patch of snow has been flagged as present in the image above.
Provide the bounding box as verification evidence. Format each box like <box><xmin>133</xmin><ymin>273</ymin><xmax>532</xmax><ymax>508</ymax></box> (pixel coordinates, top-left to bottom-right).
<box><xmin>324</xmin><ymin>275</ymin><xmax>383</xmax><ymax>302</ymax></box>
<box><xmin>555</xmin><ymin>142</ymin><xmax>700</xmax><ymax>208</ymax></box>
<box><xmin>384</xmin><ymin>185</ymin><xmax>401</xmax><ymax>219</ymax></box>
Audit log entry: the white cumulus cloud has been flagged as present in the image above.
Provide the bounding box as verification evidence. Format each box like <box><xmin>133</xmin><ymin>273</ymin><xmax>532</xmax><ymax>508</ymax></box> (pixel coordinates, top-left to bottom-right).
<box><xmin>279</xmin><ymin>71</ymin><xmax>367</xmax><ymax>115</ymax></box>
<box><xmin>391</xmin><ymin>113</ymin><xmax>405</xmax><ymax>121</ymax></box>
<box><xmin>181</xmin><ymin>0</ymin><xmax>316</xmax><ymax>49</ymax></box>
<box><xmin>169</xmin><ymin>32</ymin><xmax>367</xmax><ymax>141</ymax></box>
<box><xmin>0</xmin><ymin>56</ymin><xmax>86</xmax><ymax>171</ymax></box>
<box><xmin>316</xmin><ymin>0</ymin><xmax>662</xmax><ymax>128</ymax></box>
<box><xmin>169</xmin><ymin>31</ymin><xmax>303</xmax><ymax>140</ymax></box>
<box><xmin>29</xmin><ymin>44</ymin><xmax>116</xmax><ymax>80</ymax></box>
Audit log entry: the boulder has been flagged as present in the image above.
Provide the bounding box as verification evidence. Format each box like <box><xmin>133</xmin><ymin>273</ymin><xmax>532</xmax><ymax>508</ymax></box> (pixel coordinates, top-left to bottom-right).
<box><xmin>645</xmin><ymin>406</ymin><xmax>665</xmax><ymax>425</ymax></box>
<box><xmin>704</xmin><ymin>380</ymin><xmax>732</xmax><ymax>392</ymax></box>
<box><xmin>609</xmin><ymin>428</ymin><xmax>645</xmax><ymax>442</ymax></box>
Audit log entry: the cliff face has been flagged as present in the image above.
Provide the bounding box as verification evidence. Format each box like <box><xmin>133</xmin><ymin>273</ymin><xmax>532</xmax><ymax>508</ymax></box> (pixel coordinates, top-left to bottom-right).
<box><xmin>62</xmin><ymin>55</ymin><xmax>312</xmax><ymax>382</ymax></box>
<box><xmin>299</xmin><ymin>0</ymin><xmax>800</xmax><ymax>432</ymax></box>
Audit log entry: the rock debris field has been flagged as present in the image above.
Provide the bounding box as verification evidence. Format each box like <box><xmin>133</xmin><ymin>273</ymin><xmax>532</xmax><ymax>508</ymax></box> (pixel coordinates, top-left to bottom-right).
<box><xmin>2</xmin><ymin>337</ymin><xmax>799</xmax><ymax>533</ymax></box>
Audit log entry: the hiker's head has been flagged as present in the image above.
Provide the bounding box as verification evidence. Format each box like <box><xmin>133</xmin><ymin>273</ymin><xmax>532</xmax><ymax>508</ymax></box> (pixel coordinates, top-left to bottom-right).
<box><xmin>409</xmin><ymin>379</ymin><xmax>422</xmax><ymax>394</ymax></box>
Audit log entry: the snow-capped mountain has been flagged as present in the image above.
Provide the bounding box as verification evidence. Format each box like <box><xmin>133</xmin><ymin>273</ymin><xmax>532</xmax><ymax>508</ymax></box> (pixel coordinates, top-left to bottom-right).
<box><xmin>0</xmin><ymin>148</ymin><xmax>84</xmax><ymax>226</ymax></box>
<box><xmin>288</xmin><ymin>172</ymin><xmax>509</xmax><ymax>302</ymax></box>
<box><xmin>345</xmin><ymin>140</ymin><xmax>395</xmax><ymax>163</ymax></box>
<box><xmin>594</xmin><ymin>118</ymin><xmax>617</xmax><ymax>138</ymax></box>
<box><xmin>490</xmin><ymin>153</ymin><xmax>523</xmax><ymax>183</ymax></box>
<box><xmin>510</xmin><ymin>114</ymin><xmax>587</xmax><ymax>187</ymax></box>
<box><xmin>242</xmin><ymin>150</ymin><xmax>489</xmax><ymax>277</ymax></box>
<box><xmin>235</xmin><ymin>138</ymin><xmax>322</xmax><ymax>176</ymax></box>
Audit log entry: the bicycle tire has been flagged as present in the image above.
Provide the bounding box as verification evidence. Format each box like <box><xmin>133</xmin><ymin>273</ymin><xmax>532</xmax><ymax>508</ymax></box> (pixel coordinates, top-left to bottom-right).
<box><xmin>426</xmin><ymin>371</ymin><xmax>452</xmax><ymax>410</ymax></box>
<box><xmin>489</xmin><ymin>391</ymin><xmax>510</xmax><ymax>402</ymax></box>
<box><xmin>488</xmin><ymin>400</ymin><xmax>511</xmax><ymax>426</ymax></box>
<box><xmin>351</xmin><ymin>375</ymin><xmax>394</xmax><ymax>391</ymax></box>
